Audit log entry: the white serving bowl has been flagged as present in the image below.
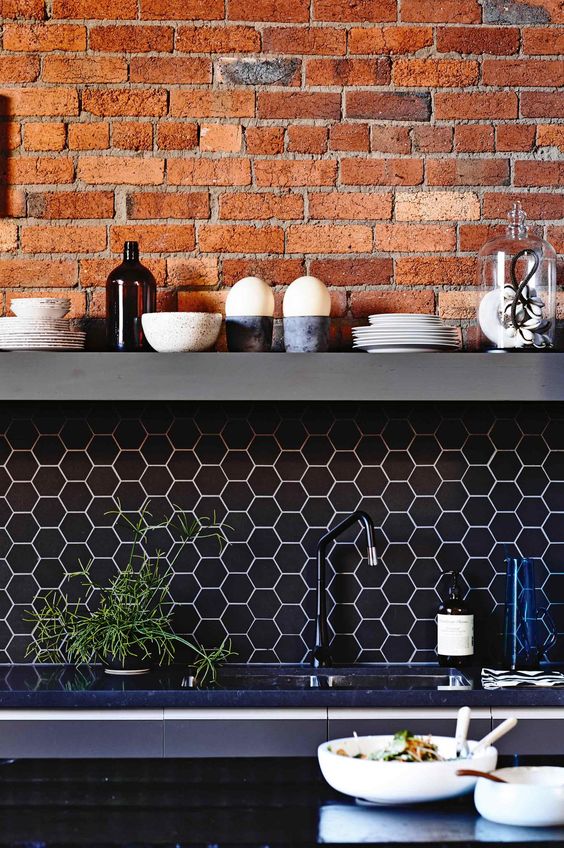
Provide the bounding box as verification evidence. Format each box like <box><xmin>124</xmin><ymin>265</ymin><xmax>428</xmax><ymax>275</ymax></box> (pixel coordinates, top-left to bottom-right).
<box><xmin>141</xmin><ymin>311</ymin><xmax>222</xmax><ymax>353</ymax></box>
<box><xmin>318</xmin><ymin>735</ymin><xmax>497</xmax><ymax>805</ymax></box>
<box><xmin>474</xmin><ymin>767</ymin><xmax>564</xmax><ymax>827</ymax></box>
<box><xmin>11</xmin><ymin>298</ymin><xmax>70</xmax><ymax>319</ymax></box>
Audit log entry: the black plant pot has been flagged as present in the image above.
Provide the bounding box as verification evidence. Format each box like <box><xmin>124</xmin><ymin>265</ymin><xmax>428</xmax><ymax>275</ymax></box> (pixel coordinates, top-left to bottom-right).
<box><xmin>102</xmin><ymin>649</ymin><xmax>152</xmax><ymax>676</ymax></box>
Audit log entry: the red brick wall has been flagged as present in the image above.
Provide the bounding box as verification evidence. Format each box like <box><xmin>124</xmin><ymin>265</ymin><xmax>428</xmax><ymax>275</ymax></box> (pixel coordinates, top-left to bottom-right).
<box><xmin>0</xmin><ymin>0</ymin><xmax>562</xmax><ymax>343</ymax></box>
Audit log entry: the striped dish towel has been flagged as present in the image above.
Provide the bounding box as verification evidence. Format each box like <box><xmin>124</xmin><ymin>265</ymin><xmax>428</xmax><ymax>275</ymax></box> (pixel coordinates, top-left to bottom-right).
<box><xmin>482</xmin><ymin>668</ymin><xmax>564</xmax><ymax>688</ymax></box>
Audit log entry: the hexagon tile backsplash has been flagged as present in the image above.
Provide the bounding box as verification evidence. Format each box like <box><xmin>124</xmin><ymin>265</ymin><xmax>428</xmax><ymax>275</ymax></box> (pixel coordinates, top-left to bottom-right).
<box><xmin>0</xmin><ymin>401</ymin><xmax>563</xmax><ymax>666</ymax></box>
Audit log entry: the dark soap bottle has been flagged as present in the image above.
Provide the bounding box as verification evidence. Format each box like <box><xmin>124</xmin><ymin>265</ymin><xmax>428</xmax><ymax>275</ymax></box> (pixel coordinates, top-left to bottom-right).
<box><xmin>437</xmin><ymin>571</ymin><xmax>474</xmax><ymax>668</ymax></box>
<box><xmin>106</xmin><ymin>241</ymin><xmax>156</xmax><ymax>351</ymax></box>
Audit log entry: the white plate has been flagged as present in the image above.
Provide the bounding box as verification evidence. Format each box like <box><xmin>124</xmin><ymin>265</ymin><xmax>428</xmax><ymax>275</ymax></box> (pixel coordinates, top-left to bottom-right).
<box><xmin>359</xmin><ymin>323</ymin><xmax>455</xmax><ymax>331</ymax></box>
<box><xmin>0</xmin><ymin>343</ymin><xmax>85</xmax><ymax>350</ymax></box>
<box><xmin>353</xmin><ymin>329</ymin><xmax>458</xmax><ymax>336</ymax></box>
<box><xmin>474</xmin><ymin>767</ymin><xmax>564</xmax><ymax>827</ymax></box>
<box><xmin>369</xmin><ymin>313</ymin><xmax>440</xmax><ymax>321</ymax></box>
<box><xmin>354</xmin><ymin>344</ymin><xmax>458</xmax><ymax>352</ymax></box>
<box><xmin>352</xmin><ymin>334</ymin><xmax>459</xmax><ymax>342</ymax></box>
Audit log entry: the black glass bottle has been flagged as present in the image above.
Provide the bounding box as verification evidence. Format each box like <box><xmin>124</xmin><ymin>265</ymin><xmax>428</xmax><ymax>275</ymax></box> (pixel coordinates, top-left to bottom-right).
<box><xmin>106</xmin><ymin>241</ymin><xmax>156</xmax><ymax>351</ymax></box>
<box><xmin>437</xmin><ymin>571</ymin><xmax>474</xmax><ymax>668</ymax></box>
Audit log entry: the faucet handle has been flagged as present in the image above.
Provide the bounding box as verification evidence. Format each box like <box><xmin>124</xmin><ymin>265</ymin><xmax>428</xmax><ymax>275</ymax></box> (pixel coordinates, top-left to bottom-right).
<box><xmin>367</xmin><ymin>546</ymin><xmax>378</xmax><ymax>566</ymax></box>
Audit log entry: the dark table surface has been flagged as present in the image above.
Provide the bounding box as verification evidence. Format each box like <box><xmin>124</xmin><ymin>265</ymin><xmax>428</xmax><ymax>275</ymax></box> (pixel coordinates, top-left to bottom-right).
<box><xmin>0</xmin><ymin>756</ymin><xmax>563</xmax><ymax>847</ymax></box>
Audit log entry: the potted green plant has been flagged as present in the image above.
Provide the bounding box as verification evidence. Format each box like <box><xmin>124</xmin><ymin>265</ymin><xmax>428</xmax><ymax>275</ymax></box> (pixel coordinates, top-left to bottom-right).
<box><xmin>26</xmin><ymin>501</ymin><xmax>234</xmax><ymax>682</ymax></box>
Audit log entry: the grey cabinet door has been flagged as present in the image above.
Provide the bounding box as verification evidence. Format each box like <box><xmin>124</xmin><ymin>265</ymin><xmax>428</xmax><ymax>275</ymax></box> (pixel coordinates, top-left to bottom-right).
<box><xmin>0</xmin><ymin>710</ymin><xmax>164</xmax><ymax>758</ymax></box>
<box><xmin>491</xmin><ymin>709</ymin><xmax>564</xmax><ymax>755</ymax></box>
<box><xmin>328</xmin><ymin>709</ymin><xmax>492</xmax><ymax>743</ymax></box>
<box><xmin>164</xmin><ymin>708</ymin><xmax>327</xmax><ymax>757</ymax></box>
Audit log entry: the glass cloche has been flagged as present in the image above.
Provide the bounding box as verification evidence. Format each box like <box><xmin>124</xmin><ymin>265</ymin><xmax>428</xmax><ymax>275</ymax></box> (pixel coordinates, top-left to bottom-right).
<box><xmin>477</xmin><ymin>202</ymin><xmax>557</xmax><ymax>351</ymax></box>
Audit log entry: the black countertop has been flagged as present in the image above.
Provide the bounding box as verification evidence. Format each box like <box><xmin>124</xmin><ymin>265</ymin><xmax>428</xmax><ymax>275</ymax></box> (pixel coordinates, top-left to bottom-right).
<box><xmin>1</xmin><ymin>664</ymin><xmax>564</xmax><ymax>708</ymax></box>
<box><xmin>0</xmin><ymin>756</ymin><xmax>563</xmax><ymax>846</ymax></box>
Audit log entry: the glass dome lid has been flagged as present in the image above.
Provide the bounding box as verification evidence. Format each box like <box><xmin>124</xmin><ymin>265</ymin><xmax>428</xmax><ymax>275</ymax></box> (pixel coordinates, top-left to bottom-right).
<box><xmin>477</xmin><ymin>202</ymin><xmax>557</xmax><ymax>351</ymax></box>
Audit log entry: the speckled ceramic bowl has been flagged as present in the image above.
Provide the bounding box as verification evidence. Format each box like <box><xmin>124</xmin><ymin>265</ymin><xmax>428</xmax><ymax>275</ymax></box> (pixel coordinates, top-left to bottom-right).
<box><xmin>141</xmin><ymin>312</ymin><xmax>222</xmax><ymax>353</ymax></box>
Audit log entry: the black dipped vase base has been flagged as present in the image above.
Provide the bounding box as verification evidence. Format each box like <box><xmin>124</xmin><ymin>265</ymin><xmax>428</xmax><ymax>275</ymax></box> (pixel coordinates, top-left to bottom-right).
<box><xmin>226</xmin><ymin>316</ymin><xmax>273</xmax><ymax>352</ymax></box>
<box><xmin>283</xmin><ymin>316</ymin><xmax>330</xmax><ymax>352</ymax></box>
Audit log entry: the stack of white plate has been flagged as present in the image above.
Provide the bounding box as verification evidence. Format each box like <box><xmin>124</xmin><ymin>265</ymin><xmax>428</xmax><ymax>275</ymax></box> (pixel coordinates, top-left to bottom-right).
<box><xmin>352</xmin><ymin>314</ymin><xmax>460</xmax><ymax>353</ymax></box>
<box><xmin>0</xmin><ymin>298</ymin><xmax>85</xmax><ymax>351</ymax></box>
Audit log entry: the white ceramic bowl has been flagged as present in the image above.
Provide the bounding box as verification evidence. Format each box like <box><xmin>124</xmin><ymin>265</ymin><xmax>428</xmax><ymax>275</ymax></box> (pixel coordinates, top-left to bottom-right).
<box><xmin>318</xmin><ymin>735</ymin><xmax>497</xmax><ymax>805</ymax></box>
<box><xmin>141</xmin><ymin>312</ymin><xmax>222</xmax><ymax>353</ymax></box>
<box><xmin>474</xmin><ymin>767</ymin><xmax>564</xmax><ymax>827</ymax></box>
<box><xmin>11</xmin><ymin>298</ymin><xmax>70</xmax><ymax>319</ymax></box>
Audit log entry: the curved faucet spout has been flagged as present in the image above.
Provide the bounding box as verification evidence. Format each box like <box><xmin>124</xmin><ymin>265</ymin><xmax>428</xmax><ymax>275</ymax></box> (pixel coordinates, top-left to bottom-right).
<box><xmin>312</xmin><ymin>510</ymin><xmax>378</xmax><ymax>668</ymax></box>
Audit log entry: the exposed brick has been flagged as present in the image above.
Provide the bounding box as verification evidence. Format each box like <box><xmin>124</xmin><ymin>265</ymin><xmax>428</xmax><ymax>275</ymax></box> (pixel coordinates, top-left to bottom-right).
<box><xmin>547</xmin><ymin>226</ymin><xmax>564</xmax><ymax>254</ymax></box>
<box><xmin>393</xmin><ymin>58</ymin><xmax>478</xmax><ymax>87</ymax></box>
<box><xmin>396</xmin><ymin>257</ymin><xmax>477</xmax><ymax>285</ymax></box>
<box><xmin>427</xmin><ymin>159</ymin><xmax>509</xmax><ymax>186</ymax></box>
<box><xmin>376</xmin><ymin>224</ymin><xmax>456</xmax><ymax>252</ymax></box>
<box><xmin>514</xmin><ymin>161</ymin><xmax>564</xmax><ymax>186</ymax></box>
<box><xmin>157</xmin><ymin>123</ymin><xmax>198</xmax><ymax>151</ymax></box>
<box><xmin>412</xmin><ymin>126</ymin><xmax>453</xmax><ymax>153</ymax></box>
<box><xmin>68</xmin><ymin>122</ymin><xmax>109</xmax><ymax>150</ymax></box>
<box><xmin>178</xmin><ymin>290</ymin><xmax>227</xmax><ymax>314</ymax></box>
<box><xmin>313</xmin><ymin>0</ymin><xmax>396</xmax><ymax>21</ymax></box>
<box><xmin>28</xmin><ymin>190</ymin><xmax>113</xmax><ymax>219</ymax></box>
<box><xmin>112</xmin><ymin>122</ymin><xmax>153</xmax><ymax>151</ymax></box>
<box><xmin>483</xmin><ymin>59</ymin><xmax>563</xmax><ymax>86</ymax></box>
<box><xmin>82</xmin><ymin>90</ymin><xmax>167</xmax><ymax>118</ymax></box>
<box><xmin>523</xmin><ymin>26</ymin><xmax>564</xmax><ymax>54</ymax></box>
<box><xmin>3</xmin><ymin>24</ymin><xmax>86</xmax><ymax>51</ymax></box>
<box><xmin>166</xmin><ymin>258</ymin><xmax>218</xmax><ymax>287</ymax></box>
<box><xmin>263</xmin><ymin>26</ymin><xmax>346</xmax><ymax>55</ymax></box>
<box><xmin>347</xmin><ymin>91</ymin><xmax>431</xmax><ymax>121</ymax></box>
<box><xmin>310</xmin><ymin>258</ymin><xmax>392</xmax><ymax>286</ymax></box>
<box><xmin>255</xmin><ymin>160</ymin><xmax>337</xmax><ymax>187</ymax></box>
<box><xmin>402</xmin><ymin>0</ymin><xmax>480</xmax><ymax>22</ymax></box>
<box><xmin>127</xmin><ymin>192</ymin><xmax>210</xmax><ymax>220</ymax></box>
<box><xmin>286</xmin><ymin>224</ymin><xmax>372</xmax><ymax>254</ymax></box>
<box><xmin>349</xmin><ymin>25</ymin><xmax>433</xmax><ymax>54</ymax></box>
<box><xmin>53</xmin><ymin>0</ymin><xmax>136</xmax><ymax>17</ymax></box>
<box><xmin>222</xmin><ymin>258</ymin><xmax>304</xmax><ymax>286</ymax></box>
<box><xmin>435</xmin><ymin>92</ymin><xmax>518</xmax><ymax>119</ymax></box>
<box><xmin>436</xmin><ymin>25</ymin><xmax>519</xmax><ymax>54</ymax></box>
<box><xmin>80</xmin><ymin>258</ymin><xmax>165</xmax><ymax>287</ymax></box>
<box><xmin>521</xmin><ymin>91</ymin><xmax>564</xmax><ymax>118</ymax></box>
<box><xmin>395</xmin><ymin>191</ymin><xmax>480</xmax><ymax>221</ymax></box>
<box><xmin>307</xmin><ymin>58</ymin><xmax>390</xmax><ymax>86</ymax></box>
<box><xmin>199</xmin><ymin>225</ymin><xmax>284</xmax><ymax>254</ymax></box>
<box><xmin>176</xmin><ymin>26</ymin><xmax>260</xmax><ymax>53</ymax></box>
<box><xmin>0</xmin><ymin>88</ymin><xmax>78</xmax><ymax>117</ymax></box>
<box><xmin>287</xmin><ymin>126</ymin><xmax>327</xmax><ymax>155</ymax></box>
<box><xmin>168</xmin><ymin>159</ymin><xmax>251</xmax><ymax>186</ymax></box>
<box><xmin>3</xmin><ymin>189</ymin><xmax>26</xmax><ymax>217</ymax></box>
<box><xmin>352</xmin><ymin>290</ymin><xmax>435</xmax><ymax>317</ymax></box>
<box><xmin>496</xmin><ymin>124</ymin><xmax>536</xmax><ymax>151</ymax></box>
<box><xmin>0</xmin><ymin>0</ymin><xmax>45</xmax><ymax>18</ymax></box>
<box><xmin>21</xmin><ymin>224</ymin><xmax>106</xmax><ymax>254</ymax></box>
<box><xmin>3</xmin><ymin>122</ymin><xmax>21</xmax><ymax>152</ymax></box>
<box><xmin>0</xmin><ymin>259</ymin><xmax>77</xmax><ymax>288</ymax></box>
<box><xmin>8</xmin><ymin>157</ymin><xmax>74</xmax><ymax>184</ymax></box>
<box><xmin>218</xmin><ymin>57</ymin><xmax>300</xmax><ymax>86</ymax></box>
<box><xmin>537</xmin><ymin>125</ymin><xmax>564</xmax><ymax>151</ymax></box>
<box><xmin>24</xmin><ymin>122</ymin><xmax>66</xmax><ymax>152</ymax></box>
<box><xmin>329</xmin><ymin>124</ymin><xmax>369</xmax><ymax>152</ymax></box>
<box><xmin>78</xmin><ymin>156</ymin><xmax>164</xmax><ymax>185</ymax></box>
<box><xmin>257</xmin><ymin>92</ymin><xmax>341</xmax><ymax>120</ymax></box>
<box><xmin>309</xmin><ymin>191</ymin><xmax>393</xmax><ymax>220</ymax></box>
<box><xmin>341</xmin><ymin>158</ymin><xmax>423</xmax><ymax>186</ymax></box>
<box><xmin>130</xmin><ymin>57</ymin><xmax>212</xmax><ymax>85</ymax></box>
<box><xmin>0</xmin><ymin>57</ymin><xmax>39</xmax><ymax>83</ymax></box>
<box><xmin>245</xmin><ymin>126</ymin><xmax>284</xmax><ymax>155</ymax></box>
<box><xmin>228</xmin><ymin>0</ymin><xmax>308</xmax><ymax>20</ymax></box>
<box><xmin>171</xmin><ymin>90</ymin><xmax>254</xmax><ymax>118</ymax></box>
<box><xmin>140</xmin><ymin>0</ymin><xmax>224</xmax><ymax>19</ymax></box>
<box><xmin>220</xmin><ymin>192</ymin><xmax>303</xmax><ymax>221</ymax></box>
<box><xmin>0</xmin><ymin>222</ymin><xmax>17</xmax><ymax>252</ymax></box>
<box><xmin>438</xmin><ymin>290</ymin><xmax>481</xmax><ymax>319</ymax></box>
<box><xmin>200</xmin><ymin>124</ymin><xmax>242</xmax><ymax>153</ymax></box>
<box><xmin>89</xmin><ymin>25</ymin><xmax>173</xmax><ymax>53</ymax></box>
<box><xmin>110</xmin><ymin>225</ymin><xmax>195</xmax><ymax>254</ymax></box>
<box><xmin>454</xmin><ymin>125</ymin><xmax>495</xmax><ymax>153</ymax></box>
<box><xmin>43</xmin><ymin>57</ymin><xmax>127</xmax><ymax>84</ymax></box>
<box><xmin>483</xmin><ymin>0</ymin><xmax>551</xmax><ymax>24</ymax></box>
<box><xmin>459</xmin><ymin>223</ymin><xmax>510</xmax><ymax>252</ymax></box>
<box><xmin>6</xmin><ymin>290</ymin><xmax>85</xmax><ymax>317</ymax></box>
<box><xmin>483</xmin><ymin>192</ymin><xmax>563</xmax><ymax>220</ymax></box>
<box><xmin>371</xmin><ymin>126</ymin><xmax>410</xmax><ymax>153</ymax></box>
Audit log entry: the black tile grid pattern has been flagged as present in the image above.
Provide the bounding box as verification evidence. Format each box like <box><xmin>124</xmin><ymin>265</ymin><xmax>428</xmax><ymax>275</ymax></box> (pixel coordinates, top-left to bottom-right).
<box><xmin>0</xmin><ymin>401</ymin><xmax>563</xmax><ymax>666</ymax></box>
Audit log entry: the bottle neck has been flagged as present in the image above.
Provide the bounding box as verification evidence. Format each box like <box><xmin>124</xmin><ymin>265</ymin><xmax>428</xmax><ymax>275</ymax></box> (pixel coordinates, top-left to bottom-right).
<box><xmin>123</xmin><ymin>241</ymin><xmax>139</xmax><ymax>263</ymax></box>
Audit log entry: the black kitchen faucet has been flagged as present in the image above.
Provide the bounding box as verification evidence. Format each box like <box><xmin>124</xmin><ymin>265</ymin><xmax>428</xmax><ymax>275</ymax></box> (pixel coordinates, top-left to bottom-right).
<box><xmin>311</xmin><ymin>510</ymin><xmax>378</xmax><ymax>668</ymax></box>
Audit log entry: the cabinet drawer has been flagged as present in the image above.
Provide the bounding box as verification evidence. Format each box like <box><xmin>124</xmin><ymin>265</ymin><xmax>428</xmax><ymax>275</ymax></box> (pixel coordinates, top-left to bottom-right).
<box><xmin>328</xmin><ymin>708</ymin><xmax>491</xmax><ymax>743</ymax></box>
<box><xmin>0</xmin><ymin>710</ymin><xmax>164</xmax><ymax>758</ymax></box>
<box><xmin>164</xmin><ymin>708</ymin><xmax>326</xmax><ymax>758</ymax></box>
<box><xmin>491</xmin><ymin>708</ymin><xmax>564</xmax><ymax>755</ymax></box>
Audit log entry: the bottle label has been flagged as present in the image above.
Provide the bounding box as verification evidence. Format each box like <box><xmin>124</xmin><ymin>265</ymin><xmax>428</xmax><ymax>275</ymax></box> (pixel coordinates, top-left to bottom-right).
<box><xmin>437</xmin><ymin>614</ymin><xmax>474</xmax><ymax>656</ymax></box>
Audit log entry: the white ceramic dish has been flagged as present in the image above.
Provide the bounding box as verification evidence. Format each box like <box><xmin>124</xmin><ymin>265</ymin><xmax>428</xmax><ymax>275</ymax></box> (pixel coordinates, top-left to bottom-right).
<box><xmin>368</xmin><ymin>313</ymin><xmax>441</xmax><ymax>321</ymax></box>
<box><xmin>318</xmin><ymin>735</ymin><xmax>498</xmax><ymax>805</ymax></box>
<box><xmin>474</xmin><ymin>767</ymin><xmax>564</xmax><ymax>827</ymax></box>
<box><xmin>352</xmin><ymin>331</ymin><xmax>458</xmax><ymax>339</ymax></box>
<box><xmin>142</xmin><ymin>312</ymin><xmax>222</xmax><ymax>353</ymax></box>
<box><xmin>11</xmin><ymin>298</ymin><xmax>71</xmax><ymax>319</ymax></box>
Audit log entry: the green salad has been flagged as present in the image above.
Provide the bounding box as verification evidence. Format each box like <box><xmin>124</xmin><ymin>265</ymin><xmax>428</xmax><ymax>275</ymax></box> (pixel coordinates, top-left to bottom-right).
<box><xmin>332</xmin><ymin>729</ymin><xmax>444</xmax><ymax>762</ymax></box>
